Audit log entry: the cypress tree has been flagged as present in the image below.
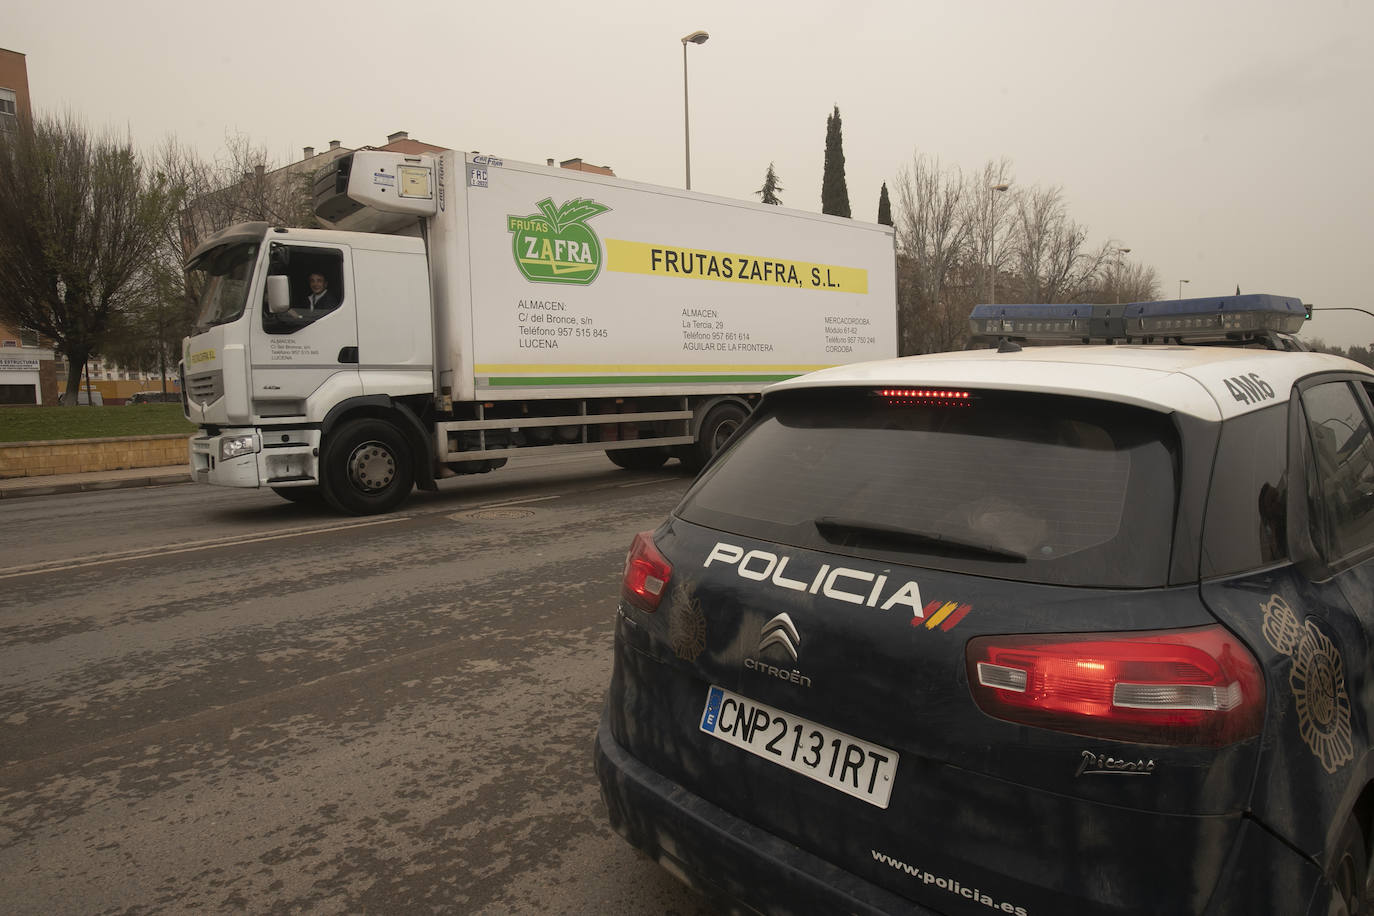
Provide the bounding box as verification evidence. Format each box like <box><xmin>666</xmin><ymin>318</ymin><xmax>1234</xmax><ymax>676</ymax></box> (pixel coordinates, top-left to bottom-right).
<box><xmin>821</xmin><ymin>106</ymin><xmax>851</xmax><ymax>217</ymax></box>
<box><xmin>877</xmin><ymin>182</ymin><xmax>892</xmax><ymax>226</ymax></box>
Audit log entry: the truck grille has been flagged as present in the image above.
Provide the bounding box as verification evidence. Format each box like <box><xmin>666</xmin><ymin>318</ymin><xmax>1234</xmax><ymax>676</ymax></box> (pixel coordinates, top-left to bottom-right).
<box><xmin>186</xmin><ymin>370</ymin><xmax>223</xmax><ymax>407</ymax></box>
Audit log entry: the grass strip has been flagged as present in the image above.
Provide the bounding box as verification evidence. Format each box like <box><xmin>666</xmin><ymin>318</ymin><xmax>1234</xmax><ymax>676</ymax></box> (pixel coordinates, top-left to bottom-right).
<box><xmin>0</xmin><ymin>404</ymin><xmax>195</xmax><ymax>443</ymax></box>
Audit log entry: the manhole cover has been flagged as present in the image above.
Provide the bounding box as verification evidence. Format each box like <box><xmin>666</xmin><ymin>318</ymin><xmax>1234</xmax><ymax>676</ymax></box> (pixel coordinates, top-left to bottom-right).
<box><xmin>450</xmin><ymin>508</ymin><xmax>537</xmax><ymax>521</ymax></box>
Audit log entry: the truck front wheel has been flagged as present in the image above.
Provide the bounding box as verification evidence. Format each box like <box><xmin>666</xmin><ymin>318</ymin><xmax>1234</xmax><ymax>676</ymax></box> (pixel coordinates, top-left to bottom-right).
<box><xmin>321</xmin><ymin>418</ymin><xmax>415</xmax><ymax>515</ymax></box>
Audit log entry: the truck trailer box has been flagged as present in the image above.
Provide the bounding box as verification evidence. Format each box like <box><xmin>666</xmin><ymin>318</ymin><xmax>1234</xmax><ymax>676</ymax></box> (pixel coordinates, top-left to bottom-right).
<box><xmin>333</xmin><ymin>150</ymin><xmax>898</xmax><ymax>402</ymax></box>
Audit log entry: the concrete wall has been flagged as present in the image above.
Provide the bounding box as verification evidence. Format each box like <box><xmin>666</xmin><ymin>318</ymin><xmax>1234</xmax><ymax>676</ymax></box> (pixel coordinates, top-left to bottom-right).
<box><xmin>0</xmin><ymin>435</ymin><xmax>186</xmax><ymax>479</ymax></box>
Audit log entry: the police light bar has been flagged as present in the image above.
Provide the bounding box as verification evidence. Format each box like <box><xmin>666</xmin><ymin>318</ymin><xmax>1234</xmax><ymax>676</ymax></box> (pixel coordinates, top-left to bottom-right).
<box><xmin>969</xmin><ymin>295</ymin><xmax>1305</xmax><ymax>345</ymax></box>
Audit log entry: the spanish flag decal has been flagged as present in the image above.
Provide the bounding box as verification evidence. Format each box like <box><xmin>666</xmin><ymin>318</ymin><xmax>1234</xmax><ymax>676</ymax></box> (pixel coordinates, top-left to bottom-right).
<box><xmin>918</xmin><ymin>601</ymin><xmax>972</xmax><ymax>631</ymax></box>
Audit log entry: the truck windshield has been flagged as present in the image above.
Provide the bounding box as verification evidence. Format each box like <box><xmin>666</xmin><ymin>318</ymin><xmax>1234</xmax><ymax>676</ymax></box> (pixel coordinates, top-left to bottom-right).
<box><xmin>187</xmin><ymin>242</ymin><xmax>260</xmax><ymax>332</ymax></box>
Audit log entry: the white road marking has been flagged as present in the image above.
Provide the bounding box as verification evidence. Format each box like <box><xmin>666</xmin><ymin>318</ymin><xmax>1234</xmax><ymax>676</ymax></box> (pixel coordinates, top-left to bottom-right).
<box><xmin>0</xmin><ymin>517</ymin><xmax>409</xmax><ymax>581</ymax></box>
<box><xmin>475</xmin><ymin>495</ymin><xmax>563</xmax><ymax>508</ymax></box>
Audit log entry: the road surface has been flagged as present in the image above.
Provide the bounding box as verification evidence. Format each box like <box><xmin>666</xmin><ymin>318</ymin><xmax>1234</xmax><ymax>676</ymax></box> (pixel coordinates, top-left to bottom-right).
<box><xmin>0</xmin><ymin>455</ymin><xmax>718</xmax><ymax>914</ymax></box>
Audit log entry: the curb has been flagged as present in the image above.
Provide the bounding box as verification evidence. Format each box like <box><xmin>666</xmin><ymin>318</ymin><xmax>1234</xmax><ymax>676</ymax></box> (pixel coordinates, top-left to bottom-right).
<box><xmin>0</xmin><ymin>472</ymin><xmax>191</xmax><ymax>501</ymax></box>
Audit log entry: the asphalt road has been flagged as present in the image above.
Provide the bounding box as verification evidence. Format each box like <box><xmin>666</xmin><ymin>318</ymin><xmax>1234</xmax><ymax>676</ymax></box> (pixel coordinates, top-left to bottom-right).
<box><xmin>0</xmin><ymin>455</ymin><xmax>719</xmax><ymax>915</ymax></box>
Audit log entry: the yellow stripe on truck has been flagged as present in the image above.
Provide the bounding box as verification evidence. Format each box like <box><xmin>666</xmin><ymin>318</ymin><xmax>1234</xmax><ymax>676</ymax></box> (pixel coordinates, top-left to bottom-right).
<box><xmin>605</xmin><ymin>239</ymin><xmax>868</xmax><ymax>294</ymax></box>
<box><xmin>474</xmin><ymin>363</ymin><xmax>830</xmax><ymax>374</ymax></box>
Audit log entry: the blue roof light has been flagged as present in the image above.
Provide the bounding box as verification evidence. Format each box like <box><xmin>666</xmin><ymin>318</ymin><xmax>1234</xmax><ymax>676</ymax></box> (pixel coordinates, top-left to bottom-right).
<box><xmin>969</xmin><ymin>295</ymin><xmax>1305</xmax><ymax>344</ymax></box>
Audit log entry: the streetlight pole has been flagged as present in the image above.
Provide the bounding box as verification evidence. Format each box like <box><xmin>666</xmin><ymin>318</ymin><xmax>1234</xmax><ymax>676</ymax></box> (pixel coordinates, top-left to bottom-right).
<box><xmin>987</xmin><ymin>183</ymin><xmax>1009</xmax><ymax>304</ymax></box>
<box><xmin>681</xmin><ymin>30</ymin><xmax>709</xmax><ymax>190</ymax></box>
<box><xmin>1114</xmin><ymin>247</ymin><xmax>1131</xmax><ymax>304</ymax></box>
<box><xmin>1178</xmin><ymin>279</ymin><xmax>1190</xmax><ymax>299</ymax></box>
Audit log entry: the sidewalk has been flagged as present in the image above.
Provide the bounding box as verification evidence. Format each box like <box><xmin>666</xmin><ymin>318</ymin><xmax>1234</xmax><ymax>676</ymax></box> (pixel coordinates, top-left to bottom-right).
<box><xmin>0</xmin><ymin>465</ymin><xmax>190</xmax><ymax>501</ymax></box>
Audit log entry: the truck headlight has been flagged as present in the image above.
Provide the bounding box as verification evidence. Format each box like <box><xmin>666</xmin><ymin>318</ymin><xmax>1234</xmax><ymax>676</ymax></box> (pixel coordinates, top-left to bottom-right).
<box><xmin>220</xmin><ymin>434</ymin><xmax>258</xmax><ymax>461</ymax></box>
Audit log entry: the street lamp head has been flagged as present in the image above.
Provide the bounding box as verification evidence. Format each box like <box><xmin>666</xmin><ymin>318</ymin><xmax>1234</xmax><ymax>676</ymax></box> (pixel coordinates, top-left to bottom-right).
<box><xmin>682</xmin><ymin>30</ymin><xmax>709</xmax><ymax>44</ymax></box>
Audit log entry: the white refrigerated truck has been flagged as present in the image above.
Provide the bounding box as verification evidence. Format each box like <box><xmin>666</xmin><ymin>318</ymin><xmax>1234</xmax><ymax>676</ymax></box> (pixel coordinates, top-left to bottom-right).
<box><xmin>180</xmin><ymin>150</ymin><xmax>897</xmax><ymax>514</ymax></box>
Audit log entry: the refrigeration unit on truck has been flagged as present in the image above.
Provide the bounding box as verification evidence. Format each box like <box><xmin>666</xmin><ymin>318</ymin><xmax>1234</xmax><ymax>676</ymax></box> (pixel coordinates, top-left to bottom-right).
<box><xmin>180</xmin><ymin>150</ymin><xmax>898</xmax><ymax>514</ymax></box>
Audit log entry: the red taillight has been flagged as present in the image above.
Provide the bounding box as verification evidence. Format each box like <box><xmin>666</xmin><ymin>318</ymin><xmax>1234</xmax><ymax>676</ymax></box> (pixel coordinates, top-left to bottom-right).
<box><xmin>622</xmin><ymin>531</ymin><xmax>672</xmax><ymax>612</ymax></box>
<box><xmin>966</xmin><ymin>626</ymin><xmax>1265</xmax><ymax>747</ymax></box>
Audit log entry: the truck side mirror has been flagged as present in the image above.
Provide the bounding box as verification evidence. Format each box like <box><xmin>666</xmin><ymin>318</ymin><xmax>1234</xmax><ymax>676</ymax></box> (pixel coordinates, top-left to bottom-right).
<box><xmin>266</xmin><ymin>275</ymin><xmax>291</xmax><ymax>314</ymax></box>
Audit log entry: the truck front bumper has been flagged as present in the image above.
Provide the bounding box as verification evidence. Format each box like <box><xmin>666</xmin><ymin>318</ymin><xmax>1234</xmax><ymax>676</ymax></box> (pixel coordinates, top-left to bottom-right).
<box><xmin>189</xmin><ymin>428</ymin><xmax>321</xmax><ymax>489</ymax></box>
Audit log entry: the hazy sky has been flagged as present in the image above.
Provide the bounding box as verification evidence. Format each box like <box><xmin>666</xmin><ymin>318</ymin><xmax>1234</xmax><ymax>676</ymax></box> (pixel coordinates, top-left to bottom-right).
<box><xmin>10</xmin><ymin>0</ymin><xmax>1373</xmax><ymax>345</ymax></box>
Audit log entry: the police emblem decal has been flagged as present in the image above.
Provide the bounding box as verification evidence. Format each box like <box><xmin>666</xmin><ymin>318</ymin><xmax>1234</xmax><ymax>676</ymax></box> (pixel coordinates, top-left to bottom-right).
<box><xmin>1261</xmin><ymin>594</ymin><xmax>1353</xmax><ymax>774</ymax></box>
<box><xmin>669</xmin><ymin>583</ymin><xmax>708</xmax><ymax>662</ymax></box>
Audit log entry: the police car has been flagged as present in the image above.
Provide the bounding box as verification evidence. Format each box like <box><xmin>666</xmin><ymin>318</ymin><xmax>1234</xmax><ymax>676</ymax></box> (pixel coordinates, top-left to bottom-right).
<box><xmin>594</xmin><ymin>295</ymin><xmax>1374</xmax><ymax>915</ymax></box>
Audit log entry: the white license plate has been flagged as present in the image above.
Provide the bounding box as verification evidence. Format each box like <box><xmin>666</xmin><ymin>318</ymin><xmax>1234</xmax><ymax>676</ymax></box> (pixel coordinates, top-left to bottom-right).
<box><xmin>699</xmin><ymin>685</ymin><xmax>899</xmax><ymax>808</ymax></box>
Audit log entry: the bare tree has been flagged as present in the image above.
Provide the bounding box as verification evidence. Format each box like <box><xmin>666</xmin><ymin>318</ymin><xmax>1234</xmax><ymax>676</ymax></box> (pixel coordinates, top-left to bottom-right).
<box><xmin>1123</xmin><ymin>261</ymin><xmax>1162</xmax><ymax>303</ymax></box>
<box><xmin>893</xmin><ymin>152</ymin><xmax>973</xmax><ymax>353</ymax></box>
<box><xmin>167</xmin><ymin>132</ymin><xmax>317</xmax><ymax>259</ymax></box>
<box><xmin>94</xmin><ymin>135</ymin><xmax>210</xmax><ymax>384</ymax></box>
<box><xmin>100</xmin><ymin>264</ymin><xmax>189</xmax><ymax>391</ymax></box>
<box><xmin>968</xmin><ymin>158</ymin><xmax>1014</xmax><ymax>305</ymax></box>
<box><xmin>890</xmin><ymin>154</ymin><xmax>1171</xmax><ymax>351</ymax></box>
<box><xmin>104</xmin><ymin>133</ymin><xmax>321</xmax><ymax>384</ymax></box>
<box><xmin>0</xmin><ymin>114</ymin><xmax>178</xmax><ymax>403</ymax></box>
<box><xmin>1009</xmin><ymin>186</ymin><xmax>1107</xmax><ymax>303</ymax></box>
<box><xmin>1090</xmin><ymin>256</ymin><xmax>1161</xmax><ymax>305</ymax></box>
<box><xmin>1344</xmin><ymin>344</ymin><xmax>1374</xmax><ymax>368</ymax></box>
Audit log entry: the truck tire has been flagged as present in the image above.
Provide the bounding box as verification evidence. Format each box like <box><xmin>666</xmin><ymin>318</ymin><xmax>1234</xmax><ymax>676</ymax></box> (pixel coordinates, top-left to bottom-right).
<box><xmin>680</xmin><ymin>402</ymin><xmax>748</xmax><ymax>474</ymax></box>
<box><xmin>320</xmin><ymin>417</ymin><xmax>415</xmax><ymax>515</ymax></box>
<box><xmin>606</xmin><ymin>446</ymin><xmax>670</xmax><ymax>470</ymax></box>
<box><xmin>446</xmin><ymin>458</ymin><xmax>508</xmax><ymax>475</ymax></box>
<box><xmin>1330</xmin><ymin>816</ymin><xmax>1370</xmax><ymax>916</ymax></box>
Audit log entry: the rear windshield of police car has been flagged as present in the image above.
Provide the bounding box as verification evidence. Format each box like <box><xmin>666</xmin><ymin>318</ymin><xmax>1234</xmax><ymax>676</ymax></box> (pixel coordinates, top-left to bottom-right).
<box><xmin>678</xmin><ymin>389</ymin><xmax>1179</xmax><ymax>588</ymax></box>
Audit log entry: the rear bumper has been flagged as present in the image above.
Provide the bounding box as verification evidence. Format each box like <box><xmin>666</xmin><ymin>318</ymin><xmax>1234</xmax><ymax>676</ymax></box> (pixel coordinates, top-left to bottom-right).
<box><xmin>593</xmin><ymin>705</ymin><xmax>935</xmax><ymax>916</ymax></box>
<box><xmin>595</xmin><ymin>706</ymin><xmax>1331</xmax><ymax>916</ymax></box>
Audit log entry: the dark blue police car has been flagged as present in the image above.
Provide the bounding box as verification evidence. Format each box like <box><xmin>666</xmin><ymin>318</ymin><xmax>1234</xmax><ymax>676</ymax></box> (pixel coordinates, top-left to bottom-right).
<box><xmin>595</xmin><ymin>295</ymin><xmax>1374</xmax><ymax>915</ymax></box>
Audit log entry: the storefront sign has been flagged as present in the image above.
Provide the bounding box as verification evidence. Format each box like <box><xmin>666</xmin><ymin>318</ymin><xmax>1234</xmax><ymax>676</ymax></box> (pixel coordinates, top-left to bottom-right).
<box><xmin>0</xmin><ymin>354</ymin><xmax>40</xmax><ymax>371</ymax></box>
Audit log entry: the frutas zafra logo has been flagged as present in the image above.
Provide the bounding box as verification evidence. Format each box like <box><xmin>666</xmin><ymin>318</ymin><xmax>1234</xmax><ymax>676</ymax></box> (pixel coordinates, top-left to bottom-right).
<box><xmin>507</xmin><ymin>197</ymin><xmax>610</xmax><ymax>285</ymax></box>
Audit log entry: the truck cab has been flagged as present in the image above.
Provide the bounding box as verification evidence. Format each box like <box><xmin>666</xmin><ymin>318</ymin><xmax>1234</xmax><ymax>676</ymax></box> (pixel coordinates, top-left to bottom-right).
<box><xmin>182</xmin><ymin>222</ymin><xmax>432</xmax><ymax>508</ymax></box>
